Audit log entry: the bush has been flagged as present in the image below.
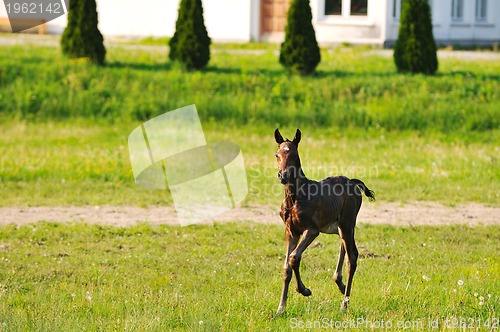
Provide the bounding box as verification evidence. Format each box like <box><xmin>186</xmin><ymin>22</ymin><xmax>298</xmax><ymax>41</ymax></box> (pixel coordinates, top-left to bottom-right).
<box><xmin>169</xmin><ymin>0</ymin><xmax>211</xmax><ymax>70</ymax></box>
<box><xmin>279</xmin><ymin>0</ymin><xmax>321</xmax><ymax>75</ymax></box>
<box><xmin>394</xmin><ymin>0</ymin><xmax>438</xmax><ymax>74</ymax></box>
<box><xmin>60</xmin><ymin>0</ymin><xmax>106</xmax><ymax>65</ymax></box>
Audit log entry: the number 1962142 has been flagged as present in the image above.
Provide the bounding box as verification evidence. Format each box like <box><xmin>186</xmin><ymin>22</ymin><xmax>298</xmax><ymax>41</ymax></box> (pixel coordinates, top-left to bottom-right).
<box><xmin>6</xmin><ymin>2</ymin><xmax>63</xmax><ymax>15</ymax></box>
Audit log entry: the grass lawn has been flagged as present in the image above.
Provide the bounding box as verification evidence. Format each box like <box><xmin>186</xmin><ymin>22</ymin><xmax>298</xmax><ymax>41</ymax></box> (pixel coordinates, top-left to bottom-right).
<box><xmin>0</xmin><ymin>42</ymin><xmax>499</xmax><ymax>207</ymax></box>
<box><xmin>0</xmin><ymin>120</ymin><xmax>498</xmax><ymax>206</ymax></box>
<box><xmin>0</xmin><ymin>40</ymin><xmax>499</xmax><ymax>331</ymax></box>
<box><xmin>1</xmin><ymin>43</ymin><xmax>499</xmax><ymax>132</ymax></box>
<box><xmin>0</xmin><ymin>222</ymin><xmax>498</xmax><ymax>330</ymax></box>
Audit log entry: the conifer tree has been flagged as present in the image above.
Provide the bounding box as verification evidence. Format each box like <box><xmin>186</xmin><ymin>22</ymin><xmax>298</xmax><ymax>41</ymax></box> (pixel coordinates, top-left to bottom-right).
<box><xmin>169</xmin><ymin>0</ymin><xmax>211</xmax><ymax>70</ymax></box>
<box><xmin>61</xmin><ymin>0</ymin><xmax>106</xmax><ymax>65</ymax></box>
<box><xmin>279</xmin><ymin>0</ymin><xmax>321</xmax><ymax>75</ymax></box>
<box><xmin>394</xmin><ymin>0</ymin><xmax>438</xmax><ymax>74</ymax></box>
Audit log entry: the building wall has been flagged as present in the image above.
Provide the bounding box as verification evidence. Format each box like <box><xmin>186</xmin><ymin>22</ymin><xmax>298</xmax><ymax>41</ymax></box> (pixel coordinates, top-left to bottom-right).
<box><xmin>385</xmin><ymin>0</ymin><xmax>500</xmax><ymax>46</ymax></box>
<box><xmin>262</xmin><ymin>0</ymin><xmax>387</xmax><ymax>45</ymax></box>
<box><xmin>0</xmin><ymin>0</ymin><xmax>254</xmax><ymax>42</ymax></box>
<box><xmin>311</xmin><ymin>0</ymin><xmax>387</xmax><ymax>45</ymax></box>
<box><xmin>205</xmin><ymin>0</ymin><xmax>253</xmax><ymax>42</ymax></box>
<box><xmin>1</xmin><ymin>0</ymin><xmax>498</xmax><ymax>45</ymax></box>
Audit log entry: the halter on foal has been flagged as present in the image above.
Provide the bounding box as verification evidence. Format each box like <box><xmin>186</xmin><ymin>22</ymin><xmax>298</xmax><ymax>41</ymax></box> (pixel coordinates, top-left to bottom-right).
<box><xmin>274</xmin><ymin>129</ymin><xmax>375</xmax><ymax>315</ymax></box>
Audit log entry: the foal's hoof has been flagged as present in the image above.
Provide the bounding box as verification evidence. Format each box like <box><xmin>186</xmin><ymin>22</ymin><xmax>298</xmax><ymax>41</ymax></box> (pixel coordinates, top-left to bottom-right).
<box><xmin>274</xmin><ymin>307</ymin><xmax>285</xmax><ymax>318</ymax></box>
<box><xmin>298</xmin><ymin>287</ymin><xmax>312</xmax><ymax>296</ymax></box>
<box><xmin>340</xmin><ymin>296</ymin><xmax>350</xmax><ymax>311</ymax></box>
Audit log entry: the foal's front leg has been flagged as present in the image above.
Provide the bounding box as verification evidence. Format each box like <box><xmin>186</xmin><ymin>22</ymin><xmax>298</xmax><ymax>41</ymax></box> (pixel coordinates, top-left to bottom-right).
<box><xmin>290</xmin><ymin>229</ymin><xmax>319</xmax><ymax>296</ymax></box>
<box><xmin>276</xmin><ymin>232</ymin><xmax>298</xmax><ymax>315</ymax></box>
<box><xmin>276</xmin><ymin>228</ymin><xmax>319</xmax><ymax>316</ymax></box>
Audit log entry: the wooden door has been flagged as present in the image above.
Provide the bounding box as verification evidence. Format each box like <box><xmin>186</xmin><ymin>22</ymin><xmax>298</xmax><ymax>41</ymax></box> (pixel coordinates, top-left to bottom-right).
<box><xmin>260</xmin><ymin>0</ymin><xmax>290</xmax><ymax>37</ymax></box>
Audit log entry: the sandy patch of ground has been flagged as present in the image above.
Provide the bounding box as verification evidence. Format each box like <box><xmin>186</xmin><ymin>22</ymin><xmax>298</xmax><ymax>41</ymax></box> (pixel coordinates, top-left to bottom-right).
<box><xmin>2</xmin><ymin>35</ymin><xmax>499</xmax><ymax>60</ymax></box>
<box><xmin>370</xmin><ymin>49</ymin><xmax>500</xmax><ymax>61</ymax></box>
<box><xmin>0</xmin><ymin>202</ymin><xmax>497</xmax><ymax>227</ymax></box>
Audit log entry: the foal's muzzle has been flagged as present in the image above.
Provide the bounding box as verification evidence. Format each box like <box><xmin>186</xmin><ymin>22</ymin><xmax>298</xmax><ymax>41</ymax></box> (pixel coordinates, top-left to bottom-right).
<box><xmin>278</xmin><ymin>170</ymin><xmax>289</xmax><ymax>184</ymax></box>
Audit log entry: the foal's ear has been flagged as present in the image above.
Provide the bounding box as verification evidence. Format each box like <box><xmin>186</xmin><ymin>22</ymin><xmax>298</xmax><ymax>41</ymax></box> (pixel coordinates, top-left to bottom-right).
<box><xmin>292</xmin><ymin>129</ymin><xmax>301</xmax><ymax>146</ymax></box>
<box><xmin>275</xmin><ymin>128</ymin><xmax>284</xmax><ymax>145</ymax></box>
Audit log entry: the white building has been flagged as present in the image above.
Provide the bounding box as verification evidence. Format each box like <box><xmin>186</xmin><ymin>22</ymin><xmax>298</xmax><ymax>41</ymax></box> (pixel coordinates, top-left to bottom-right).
<box><xmin>1</xmin><ymin>0</ymin><xmax>499</xmax><ymax>46</ymax></box>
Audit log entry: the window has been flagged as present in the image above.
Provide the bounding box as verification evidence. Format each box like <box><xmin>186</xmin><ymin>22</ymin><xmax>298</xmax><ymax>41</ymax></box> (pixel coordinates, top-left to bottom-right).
<box><xmin>324</xmin><ymin>0</ymin><xmax>368</xmax><ymax>16</ymax></box>
<box><xmin>350</xmin><ymin>0</ymin><xmax>367</xmax><ymax>16</ymax></box>
<box><xmin>476</xmin><ymin>0</ymin><xmax>487</xmax><ymax>22</ymax></box>
<box><xmin>452</xmin><ymin>0</ymin><xmax>463</xmax><ymax>21</ymax></box>
<box><xmin>325</xmin><ymin>0</ymin><xmax>342</xmax><ymax>15</ymax></box>
<box><xmin>393</xmin><ymin>0</ymin><xmax>433</xmax><ymax>22</ymax></box>
<box><xmin>392</xmin><ymin>0</ymin><xmax>401</xmax><ymax>20</ymax></box>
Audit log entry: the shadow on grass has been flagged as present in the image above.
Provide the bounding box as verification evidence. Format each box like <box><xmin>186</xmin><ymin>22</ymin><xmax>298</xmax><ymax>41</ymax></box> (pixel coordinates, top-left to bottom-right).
<box><xmin>202</xmin><ymin>66</ymin><xmax>245</xmax><ymax>75</ymax></box>
<box><xmin>105</xmin><ymin>59</ymin><xmax>395</xmax><ymax>78</ymax></box>
<box><xmin>203</xmin><ymin>66</ymin><xmax>394</xmax><ymax>78</ymax></box>
<box><xmin>435</xmin><ymin>70</ymin><xmax>500</xmax><ymax>81</ymax></box>
<box><xmin>0</xmin><ymin>54</ymin><xmax>54</xmax><ymax>67</ymax></box>
<box><xmin>203</xmin><ymin>65</ymin><xmax>291</xmax><ymax>77</ymax></box>
<box><xmin>106</xmin><ymin>62</ymin><xmax>282</xmax><ymax>76</ymax></box>
<box><xmin>318</xmin><ymin>69</ymin><xmax>500</xmax><ymax>81</ymax></box>
<box><xmin>106</xmin><ymin>61</ymin><xmax>173</xmax><ymax>72</ymax></box>
<box><xmin>104</xmin><ymin>62</ymin><xmax>500</xmax><ymax>81</ymax></box>
<box><xmin>315</xmin><ymin>69</ymin><xmax>397</xmax><ymax>78</ymax></box>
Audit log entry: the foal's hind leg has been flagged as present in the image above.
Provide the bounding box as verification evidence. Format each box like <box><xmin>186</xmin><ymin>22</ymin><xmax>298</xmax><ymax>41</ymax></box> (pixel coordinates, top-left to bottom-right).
<box><xmin>338</xmin><ymin>226</ymin><xmax>358</xmax><ymax>310</ymax></box>
<box><xmin>333</xmin><ymin>243</ymin><xmax>346</xmax><ymax>295</ymax></box>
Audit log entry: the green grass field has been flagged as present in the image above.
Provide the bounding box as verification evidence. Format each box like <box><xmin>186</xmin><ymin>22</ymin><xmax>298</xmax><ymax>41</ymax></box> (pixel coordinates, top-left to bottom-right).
<box><xmin>0</xmin><ymin>222</ymin><xmax>498</xmax><ymax>330</ymax></box>
<box><xmin>0</xmin><ymin>120</ymin><xmax>498</xmax><ymax>206</ymax></box>
<box><xmin>0</xmin><ymin>40</ymin><xmax>499</xmax><ymax>330</ymax></box>
<box><xmin>0</xmin><ymin>42</ymin><xmax>499</xmax><ymax>207</ymax></box>
<box><xmin>1</xmin><ymin>43</ymin><xmax>499</xmax><ymax>132</ymax></box>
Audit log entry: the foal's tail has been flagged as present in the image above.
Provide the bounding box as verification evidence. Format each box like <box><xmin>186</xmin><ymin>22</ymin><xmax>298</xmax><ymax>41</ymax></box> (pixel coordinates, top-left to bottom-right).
<box><xmin>350</xmin><ymin>179</ymin><xmax>376</xmax><ymax>201</ymax></box>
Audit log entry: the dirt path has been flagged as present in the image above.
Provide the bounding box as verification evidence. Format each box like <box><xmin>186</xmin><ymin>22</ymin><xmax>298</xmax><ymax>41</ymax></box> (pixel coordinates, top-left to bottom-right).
<box><xmin>0</xmin><ymin>202</ymin><xmax>498</xmax><ymax>227</ymax></box>
<box><xmin>370</xmin><ymin>49</ymin><xmax>500</xmax><ymax>61</ymax></box>
<box><xmin>2</xmin><ymin>34</ymin><xmax>500</xmax><ymax>60</ymax></box>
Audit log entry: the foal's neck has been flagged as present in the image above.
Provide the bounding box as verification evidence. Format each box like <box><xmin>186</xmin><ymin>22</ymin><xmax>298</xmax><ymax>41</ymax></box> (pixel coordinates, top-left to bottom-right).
<box><xmin>284</xmin><ymin>165</ymin><xmax>308</xmax><ymax>202</ymax></box>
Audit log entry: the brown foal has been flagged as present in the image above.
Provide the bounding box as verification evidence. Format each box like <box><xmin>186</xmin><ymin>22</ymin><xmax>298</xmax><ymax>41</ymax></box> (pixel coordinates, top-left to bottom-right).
<box><xmin>274</xmin><ymin>129</ymin><xmax>375</xmax><ymax>315</ymax></box>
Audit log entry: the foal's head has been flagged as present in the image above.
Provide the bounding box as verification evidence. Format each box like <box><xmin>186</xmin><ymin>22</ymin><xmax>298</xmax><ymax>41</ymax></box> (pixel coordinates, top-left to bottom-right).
<box><xmin>274</xmin><ymin>128</ymin><xmax>302</xmax><ymax>185</ymax></box>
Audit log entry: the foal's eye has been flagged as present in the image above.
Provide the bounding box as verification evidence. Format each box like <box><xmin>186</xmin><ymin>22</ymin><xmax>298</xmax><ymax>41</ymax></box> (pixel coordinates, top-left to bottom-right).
<box><xmin>275</xmin><ymin>152</ymin><xmax>279</xmax><ymax>158</ymax></box>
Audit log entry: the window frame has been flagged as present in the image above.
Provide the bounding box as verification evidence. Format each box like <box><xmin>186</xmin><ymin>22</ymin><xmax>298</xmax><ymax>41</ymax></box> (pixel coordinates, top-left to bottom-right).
<box><xmin>324</xmin><ymin>0</ymin><xmax>343</xmax><ymax>16</ymax></box>
<box><xmin>392</xmin><ymin>0</ymin><xmax>401</xmax><ymax>21</ymax></box>
<box><xmin>322</xmin><ymin>0</ymin><xmax>368</xmax><ymax>18</ymax></box>
<box><xmin>317</xmin><ymin>0</ymin><xmax>375</xmax><ymax>26</ymax></box>
<box><xmin>392</xmin><ymin>0</ymin><xmax>435</xmax><ymax>23</ymax></box>
<box><xmin>451</xmin><ymin>0</ymin><xmax>464</xmax><ymax>22</ymax></box>
<box><xmin>475</xmin><ymin>0</ymin><xmax>487</xmax><ymax>22</ymax></box>
<box><xmin>349</xmin><ymin>0</ymin><xmax>368</xmax><ymax>16</ymax></box>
